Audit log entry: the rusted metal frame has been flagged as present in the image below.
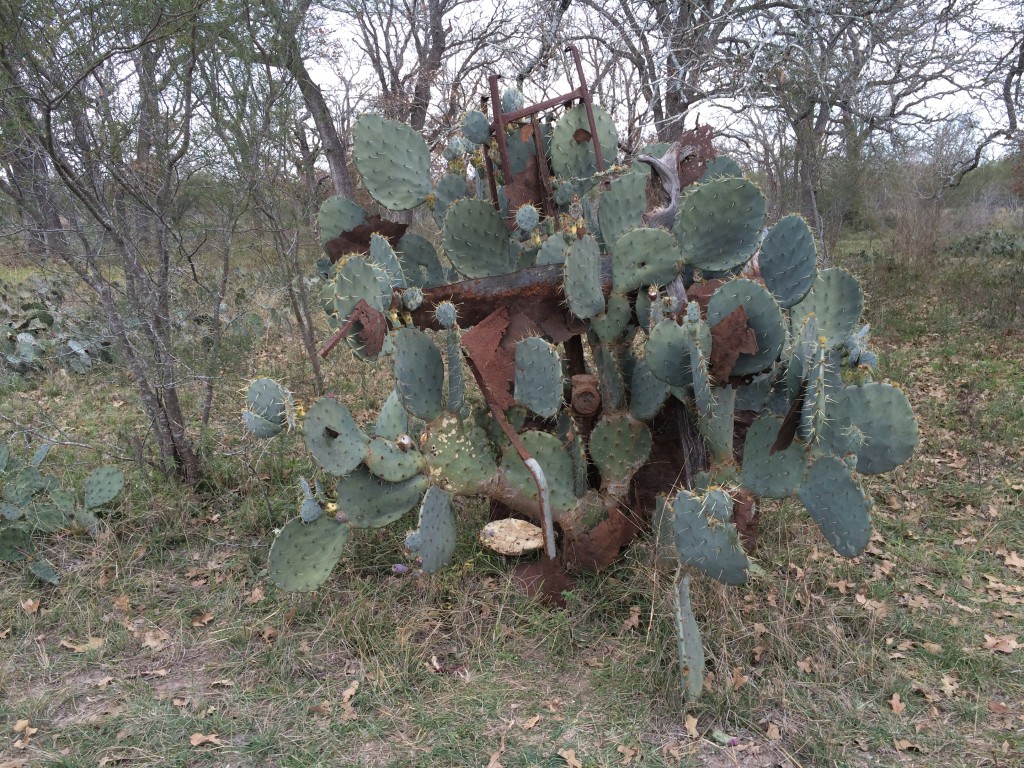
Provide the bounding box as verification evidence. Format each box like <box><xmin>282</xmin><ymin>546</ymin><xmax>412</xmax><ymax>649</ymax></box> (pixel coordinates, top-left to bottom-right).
<box><xmin>485</xmin><ymin>44</ymin><xmax>605</xmax><ymax>211</ymax></box>
<box><xmin>530</xmin><ymin>115</ymin><xmax>556</xmax><ymax>218</ymax></box>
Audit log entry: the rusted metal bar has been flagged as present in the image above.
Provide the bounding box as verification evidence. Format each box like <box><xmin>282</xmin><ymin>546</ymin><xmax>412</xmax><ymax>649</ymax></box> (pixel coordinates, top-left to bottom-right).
<box><xmin>488</xmin><ymin>74</ymin><xmax>513</xmax><ymax>201</ymax></box>
<box><xmin>406</xmin><ymin>257</ymin><xmax>612</xmax><ymax>331</ymax></box>
<box><xmin>567</xmin><ymin>45</ymin><xmax>607</xmax><ymax>174</ymax></box>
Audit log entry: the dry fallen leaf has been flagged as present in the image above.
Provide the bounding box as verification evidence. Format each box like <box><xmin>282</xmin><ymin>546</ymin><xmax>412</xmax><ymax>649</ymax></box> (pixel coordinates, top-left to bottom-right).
<box><xmin>20</xmin><ymin>599</ymin><xmax>40</xmax><ymax>615</ymax></box>
<box><xmin>60</xmin><ymin>636</ymin><xmax>104</xmax><ymax>653</ymax></box>
<box><xmin>730</xmin><ymin>667</ymin><xmax>748</xmax><ymax>690</ymax></box>
<box><xmin>246</xmin><ymin>586</ymin><xmax>265</xmax><ymax>604</ymax></box>
<box><xmin>617</xmin><ymin>744</ymin><xmax>638</xmax><ymax>764</ymax></box>
<box><xmin>983</xmin><ymin>634</ymin><xmax>1020</xmax><ymax>653</ymax></box>
<box><xmin>261</xmin><ymin>627</ymin><xmax>278</xmax><ymax>643</ymax></box>
<box><xmin>1003</xmin><ymin>551</ymin><xmax>1024</xmax><ymax>570</ymax></box>
<box><xmin>142</xmin><ymin>629</ymin><xmax>169</xmax><ymax>651</ymax></box>
<box><xmin>890</xmin><ymin>693</ymin><xmax>906</xmax><ymax>714</ymax></box>
<box><xmin>622</xmin><ymin>605</ymin><xmax>641</xmax><ymax>632</ymax></box>
<box><xmin>558</xmin><ymin>748</ymin><xmax>583</xmax><ymax>768</ymax></box>
<box><xmin>921</xmin><ymin>642</ymin><xmax>942</xmax><ymax>654</ymax></box>
<box><xmin>685</xmin><ymin>713</ymin><xmax>699</xmax><ymax>738</ymax></box>
<box><xmin>189</xmin><ymin>732</ymin><xmax>223</xmax><ymax>747</ymax></box>
<box><xmin>341</xmin><ymin>679</ymin><xmax>359</xmax><ymax>722</ymax></box>
<box><xmin>988</xmin><ymin>700</ymin><xmax>1010</xmax><ymax>715</ymax></box>
<box><xmin>893</xmin><ymin>738</ymin><xmax>924</xmax><ymax>752</ymax></box>
<box><xmin>797</xmin><ymin>657</ymin><xmax>814</xmax><ymax>674</ymax></box>
<box><xmin>191</xmin><ymin>612</ymin><xmax>214</xmax><ymax>628</ymax></box>
<box><xmin>522</xmin><ymin>714</ymin><xmax>541</xmax><ymax>730</ymax></box>
<box><xmin>766</xmin><ymin>723</ymin><xmax>781</xmax><ymax>740</ymax></box>
<box><xmin>486</xmin><ymin>733</ymin><xmax>506</xmax><ymax>768</ymax></box>
<box><xmin>941</xmin><ymin>674</ymin><xmax>959</xmax><ymax>698</ymax></box>
<box><xmin>94</xmin><ymin>676</ymin><xmax>114</xmax><ymax>689</ymax></box>
<box><xmin>112</xmin><ymin>595</ymin><xmax>129</xmax><ymax>613</ymax></box>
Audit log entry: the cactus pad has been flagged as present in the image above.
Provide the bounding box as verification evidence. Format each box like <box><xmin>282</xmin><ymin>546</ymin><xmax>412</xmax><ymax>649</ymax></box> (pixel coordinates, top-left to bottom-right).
<box><xmin>442</xmin><ymin>198</ymin><xmax>514</xmax><ymax>279</ymax></box>
<box><xmin>83</xmin><ymin>466</ymin><xmax>125</xmax><ymax>510</ymax></box>
<box><xmin>352</xmin><ymin>115</ymin><xmax>431</xmax><ymax>210</ymax></box>
<box><xmin>645</xmin><ymin>319</ymin><xmax>692</xmax><ymax>387</ymax></box>
<box><xmin>629</xmin><ymin>355</ymin><xmax>671</xmax><ymax>420</ymax></box>
<box><xmin>676</xmin><ymin>177</ymin><xmax>766</xmax><ymax>272</ymax></box>
<box><xmin>375</xmin><ymin>388</ymin><xmax>409</xmax><ymax>441</ymax></box>
<box><xmin>396</xmin><ymin>232</ymin><xmax>446</xmax><ymax>288</ymax></box>
<box><xmin>405</xmin><ymin>485</ymin><xmax>457</xmax><ymax>574</ymax></box>
<box><xmin>498</xmin><ymin>431</ymin><xmax>576</xmax><ymax>518</ymax></box>
<box><xmin>739</xmin><ymin>416</ymin><xmax>807</xmax><ymax>498</ymax></box>
<box><xmin>611</xmin><ymin>227</ymin><xmax>681</xmax><ymax>292</ymax></box>
<box><xmin>550</xmin><ymin>105</ymin><xmax>617</xmax><ymax>180</ymax></box>
<box><xmin>798</xmin><ymin>455</ymin><xmax>872</xmax><ymax>557</ymax></box>
<box><xmin>588</xmin><ymin>413</ymin><xmax>652</xmax><ymax>488</ymax></box>
<box><xmin>820</xmin><ymin>383</ymin><xmax>919</xmax><ymax>474</ymax></box>
<box><xmin>598</xmin><ymin>173</ymin><xmax>648</xmax><ymax>248</ymax></box>
<box><xmin>364</xmin><ymin>436</ymin><xmax>426</xmax><ymax>482</ymax></box>
<box><xmin>514</xmin><ymin>337</ymin><xmax>563</xmax><ymax>419</ymax></box>
<box><xmin>707</xmin><ymin>279</ymin><xmax>785</xmax><ymax>376</ymax></box>
<box><xmin>759</xmin><ymin>214</ymin><xmax>817</xmax><ymax>308</ymax></box>
<box><xmin>672</xmin><ymin>488</ymin><xmax>750</xmax><ymax>585</ymax></box>
<box><xmin>461</xmin><ymin>110</ymin><xmax>491</xmax><ymax>144</ymax></box>
<box><xmin>394</xmin><ymin>327</ymin><xmax>444</xmax><ymax>421</ymax></box>
<box><xmin>590</xmin><ymin>293</ymin><xmax>631</xmax><ymax>344</ymax></box>
<box><xmin>337</xmin><ymin>466</ymin><xmax>429</xmax><ymax>528</ymax></box>
<box><xmin>793</xmin><ymin>268</ymin><xmax>864</xmax><ymax>348</ymax></box>
<box><xmin>564</xmin><ymin>235</ymin><xmax>605</xmax><ymax>319</ymax></box>
<box><xmin>268</xmin><ymin>515</ymin><xmax>349</xmax><ymax>592</ymax></box>
<box><xmin>433</xmin><ymin>172</ymin><xmax>470</xmax><ymax>228</ymax></box>
<box><xmin>318</xmin><ymin>196</ymin><xmax>367</xmax><ymax>246</ymax></box>
<box><xmin>424</xmin><ymin>416</ymin><xmax>497</xmax><ymax>493</ymax></box>
<box><xmin>303</xmin><ymin>397</ymin><xmax>368</xmax><ymax>476</ymax></box>
<box><xmin>0</xmin><ymin>525</ymin><xmax>31</xmax><ymax>562</ymax></box>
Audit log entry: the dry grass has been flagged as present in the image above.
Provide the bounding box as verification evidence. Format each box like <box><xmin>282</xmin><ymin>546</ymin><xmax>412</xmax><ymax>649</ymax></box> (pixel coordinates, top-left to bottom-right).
<box><xmin>1</xmin><ymin>239</ymin><xmax>1022</xmax><ymax>767</ymax></box>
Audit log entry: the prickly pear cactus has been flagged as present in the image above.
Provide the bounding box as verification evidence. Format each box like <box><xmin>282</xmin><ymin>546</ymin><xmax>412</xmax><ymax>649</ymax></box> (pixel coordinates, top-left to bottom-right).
<box><xmin>246</xmin><ymin>102</ymin><xmax>919</xmax><ymax>703</ymax></box>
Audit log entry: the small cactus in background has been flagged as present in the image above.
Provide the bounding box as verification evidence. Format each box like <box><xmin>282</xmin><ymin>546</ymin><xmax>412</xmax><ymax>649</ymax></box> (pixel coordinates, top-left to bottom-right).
<box><xmin>0</xmin><ymin>437</ymin><xmax>124</xmax><ymax>584</ymax></box>
<box><xmin>245</xmin><ymin>98</ymin><xmax>919</xmax><ymax>702</ymax></box>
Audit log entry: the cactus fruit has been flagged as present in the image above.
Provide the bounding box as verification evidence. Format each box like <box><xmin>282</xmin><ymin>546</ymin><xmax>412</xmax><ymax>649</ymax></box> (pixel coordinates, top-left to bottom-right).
<box><xmin>405</xmin><ymin>485</ymin><xmax>457</xmax><ymax>573</ymax></box>
<box><xmin>352</xmin><ymin>115</ymin><xmax>431</xmax><ymax>210</ymax></box>
<box><xmin>434</xmin><ymin>301</ymin><xmax>458</xmax><ymax>330</ymax></box>
<box><xmin>269</xmin><ymin>515</ymin><xmax>350</xmax><ymax>592</ymax></box>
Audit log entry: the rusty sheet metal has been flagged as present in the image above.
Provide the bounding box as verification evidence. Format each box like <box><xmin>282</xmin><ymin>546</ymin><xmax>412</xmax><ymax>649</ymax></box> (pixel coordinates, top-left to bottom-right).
<box><xmin>709</xmin><ymin>305</ymin><xmax>757</xmax><ymax>384</ymax></box>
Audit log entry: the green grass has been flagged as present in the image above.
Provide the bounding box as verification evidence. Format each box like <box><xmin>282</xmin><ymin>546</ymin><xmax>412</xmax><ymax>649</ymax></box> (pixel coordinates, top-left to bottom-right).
<box><xmin>2</xmin><ymin>235</ymin><xmax>1023</xmax><ymax>767</ymax></box>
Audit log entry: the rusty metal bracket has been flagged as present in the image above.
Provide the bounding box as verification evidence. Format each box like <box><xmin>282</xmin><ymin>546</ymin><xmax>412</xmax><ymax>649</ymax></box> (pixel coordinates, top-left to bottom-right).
<box><xmin>484</xmin><ymin>44</ymin><xmax>606</xmax><ymax>214</ymax></box>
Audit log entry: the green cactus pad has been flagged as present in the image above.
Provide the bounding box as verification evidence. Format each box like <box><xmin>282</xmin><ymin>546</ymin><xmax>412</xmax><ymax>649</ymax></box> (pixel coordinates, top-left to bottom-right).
<box><xmin>461</xmin><ymin>110</ymin><xmax>491</xmax><ymax>144</ymax></box>
<box><xmin>0</xmin><ymin>439</ymin><xmax>8</xmax><ymax>472</ymax></box>
<box><xmin>674</xmin><ymin>575</ymin><xmax>705</xmax><ymax>703</ymax></box>
<box><xmin>598</xmin><ymin>173</ymin><xmax>648</xmax><ymax>248</ymax></box>
<box><xmin>364</xmin><ymin>436</ymin><xmax>426</xmax><ymax>482</ymax></box>
<box><xmin>515</xmin><ymin>204</ymin><xmax>540</xmax><ymax>232</ymax></box>
<box><xmin>24</xmin><ymin>502</ymin><xmax>66</xmax><ymax>533</ymax></box>
<box><xmin>397</xmin><ymin>233</ymin><xmax>447</xmax><ymax>288</ymax></box>
<box><xmin>445</xmin><ymin>330</ymin><xmax>465</xmax><ymax>413</ymax></box>
<box><xmin>83</xmin><ymin>466</ymin><xmax>124</xmax><ymax>510</ymax></box>
<box><xmin>29</xmin><ymin>559</ymin><xmax>60</xmax><ymax>585</ymax></box>
<box><xmin>792</xmin><ymin>268</ymin><xmax>864</xmax><ymax>348</ymax></box>
<box><xmin>820</xmin><ymin>383</ymin><xmax>919</xmax><ymax>474</ymax></box>
<box><xmin>800</xmin><ymin>345</ymin><xmax>831</xmax><ymax>444</ymax></box>
<box><xmin>405</xmin><ymin>485</ymin><xmax>457</xmax><ymax>574</ymax></box>
<box><xmin>243</xmin><ymin>411</ymin><xmax>282</xmax><ymax>439</ymax></box>
<box><xmin>536</xmin><ymin>234</ymin><xmax>568</xmax><ymax>266</ymax></box>
<box><xmin>699</xmin><ymin>155</ymin><xmax>743</xmax><ymax>182</ymax></box>
<box><xmin>300</xmin><ymin>498</ymin><xmax>322</xmax><ymax>523</ymax></box>
<box><xmin>337</xmin><ymin>466</ymin><xmax>429</xmax><ymax>528</ymax></box>
<box><xmin>352</xmin><ymin>114</ymin><xmax>431</xmax><ymax>210</ymax></box>
<box><xmin>318</xmin><ymin>196</ymin><xmax>367</xmax><ymax>246</ymax></box>
<box><xmin>611</xmin><ymin>228</ymin><xmax>681</xmax><ymax>292</ymax></box>
<box><xmin>369</xmin><ymin>234</ymin><xmax>407</xmax><ymax>290</ymax></box>
<box><xmin>697</xmin><ymin>386</ymin><xmax>736</xmax><ymax>464</ymax></box>
<box><xmin>375</xmin><ymin>389</ymin><xmax>409</xmax><ymax>441</ymax></box>
<box><xmin>442</xmin><ymin>198</ymin><xmax>514</xmax><ymax>279</ymax></box>
<box><xmin>246</xmin><ymin>378</ymin><xmax>289</xmax><ymax>426</ymax></box>
<box><xmin>3</xmin><ymin>466</ymin><xmax>44</xmax><ymax>506</ymax></box>
<box><xmin>303</xmin><ymin>397</ymin><xmax>368</xmax><ymax>476</ymax></box>
<box><xmin>502</xmin><ymin>87</ymin><xmax>525</xmax><ymax>114</ymax></box>
<box><xmin>498</xmin><ymin>431</ymin><xmax>576</xmax><ymax>518</ymax></box>
<box><xmin>629</xmin><ymin>355</ymin><xmax>671</xmax><ymax>420</ymax></box>
<box><xmin>672</xmin><ymin>488</ymin><xmax>750</xmax><ymax>585</ymax></box>
<box><xmin>645</xmin><ymin>319</ymin><xmax>692</xmax><ymax>387</ymax></box>
<box><xmin>550</xmin><ymin>105</ymin><xmax>617</xmax><ymax>180</ymax></box>
<box><xmin>707</xmin><ymin>279</ymin><xmax>785</xmax><ymax>376</ymax></box>
<box><xmin>759</xmin><ymin>214</ymin><xmax>817</xmax><ymax>308</ymax></box>
<box><xmin>739</xmin><ymin>416</ymin><xmax>807</xmax><ymax>498</ymax></box>
<box><xmin>328</xmin><ymin>256</ymin><xmax>387</xmax><ymax>321</ymax></box>
<box><xmin>268</xmin><ymin>515</ymin><xmax>349</xmax><ymax>592</ymax></box>
<box><xmin>563</xmin><ymin>235</ymin><xmax>605</xmax><ymax>319</ymax></box>
<box><xmin>424</xmin><ymin>416</ymin><xmax>497</xmax><ymax>494</ymax></box>
<box><xmin>514</xmin><ymin>337</ymin><xmax>563</xmax><ymax>419</ymax></box>
<box><xmin>798</xmin><ymin>455</ymin><xmax>872</xmax><ymax>557</ymax></box>
<box><xmin>394</xmin><ymin>327</ymin><xmax>444</xmax><ymax>421</ymax></box>
<box><xmin>0</xmin><ymin>525</ymin><xmax>31</xmax><ymax>562</ymax></box>
<box><xmin>588</xmin><ymin>413</ymin><xmax>652</xmax><ymax>488</ymax></box>
<box><xmin>676</xmin><ymin>178</ymin><xmax>766</xmax><ymax>272</ymax></box>
<box><xmin>590</xmin><ymin>294</ymin><xmax>631</xmax><ymax>345</ymax></box>
<box><xmin>433</xmin><ymin>172</ymin><xmax>470</xmax><ymax>229</ymax></box>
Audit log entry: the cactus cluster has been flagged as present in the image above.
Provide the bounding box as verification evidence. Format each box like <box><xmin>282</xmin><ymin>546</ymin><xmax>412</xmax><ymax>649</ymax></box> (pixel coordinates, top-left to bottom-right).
<box><xmin>0</xmin><ymin>437</ymin><xmax>124</xmax><ymax>584</ymax></box>
<box><xmin>243</xmin><ymin>101</ymin><xmax>918</xmax><ymax>701</ymax></box>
